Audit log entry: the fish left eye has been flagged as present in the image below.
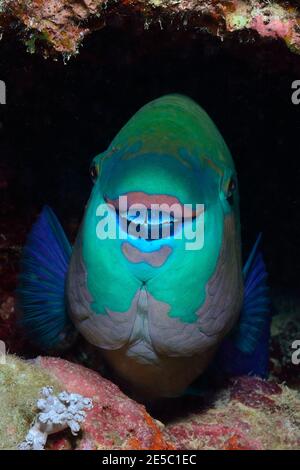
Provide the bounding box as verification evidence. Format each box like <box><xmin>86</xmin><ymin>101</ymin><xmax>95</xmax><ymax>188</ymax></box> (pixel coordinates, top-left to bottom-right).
<box><xmin>226</xmin><ymin>177</ymin><xmax>237</xmax><ymax>205</ymax></box>
<box><xmin>89</xmin><ymin>163</ymin><xmax>99</xmax><ymax>183</ymax></box>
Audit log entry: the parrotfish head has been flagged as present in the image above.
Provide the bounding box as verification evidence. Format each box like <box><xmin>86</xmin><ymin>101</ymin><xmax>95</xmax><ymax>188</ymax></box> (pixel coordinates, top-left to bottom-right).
<box><xmin>68</xmin><ymin>95</ymin><xmax>244</xmax><ymax>395</ymax></box>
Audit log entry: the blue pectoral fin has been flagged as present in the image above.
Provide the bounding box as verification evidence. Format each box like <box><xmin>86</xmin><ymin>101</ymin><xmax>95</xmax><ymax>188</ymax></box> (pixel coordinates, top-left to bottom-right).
<box><xmin>17</xmin><ymin>206</ymin><xmax>76</xmax><ymax>351</ymax></box>
<box><xmin>217</xmin><ymin>234</ymin><xmax>271</xmax><ymax>378</ymax></box>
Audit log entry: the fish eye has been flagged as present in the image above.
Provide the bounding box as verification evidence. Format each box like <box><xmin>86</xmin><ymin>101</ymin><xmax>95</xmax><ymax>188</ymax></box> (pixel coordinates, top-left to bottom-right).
<box><xmin>226</xmin><ymin>177</ymin><xmax>237</xmax><ymax>205</ymax></box>
<box><xmin>89</xmin><ymin>163</ymin><xmax>99</xmax><ymax>183</ymax></box>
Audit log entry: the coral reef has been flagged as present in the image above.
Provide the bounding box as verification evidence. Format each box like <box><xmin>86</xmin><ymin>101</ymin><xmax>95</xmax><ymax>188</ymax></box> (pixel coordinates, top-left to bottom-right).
<box><xmin>164</xmin><ymin>376</ymin><xmax>300</xmax><ymax>450</ymax></box>
<box><xmin>1</xmin><ymin>355</ymin><xmax>300</xmax><ymax>450</ymax></box>
<box><xmin>0</xmin><ymin>1</ymin><xmax>300</xmax><ymax>58</ymax></box>
<box><xmin>270</xmin><ymin>310</ymin><xmax>300</xmax><ymax>390</ymax></box>
<box><xmin>18</xmin><ymin>387</ymin><xmax>93</xmax><ymax>450</ymax></box>
<box><xmin>0</xmin><ymin>355</ymin><xmax>174</xmax><ymax>450</ymax></box>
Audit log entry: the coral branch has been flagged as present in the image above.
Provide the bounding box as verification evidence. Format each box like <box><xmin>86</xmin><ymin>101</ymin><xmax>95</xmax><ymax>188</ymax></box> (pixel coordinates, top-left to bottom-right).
<box><xmin>18</xmin><ymin>386</ymin><xmax>93</xmax><ymax>450</ymax></box>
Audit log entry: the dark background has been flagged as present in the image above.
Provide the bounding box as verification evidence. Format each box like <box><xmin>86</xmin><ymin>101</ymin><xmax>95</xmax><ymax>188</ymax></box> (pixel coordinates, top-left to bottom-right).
<box><xmin>0</xmin><ymin>26</ymin><xmax>300</xmax><ymax>294</ymax></box>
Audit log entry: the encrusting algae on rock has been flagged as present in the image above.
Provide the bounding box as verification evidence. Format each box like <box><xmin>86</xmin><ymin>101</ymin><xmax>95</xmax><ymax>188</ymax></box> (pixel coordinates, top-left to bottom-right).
<box><xmin>0</xmin><ymin>355</ymin><xmax>62</xmax><ymax>450</ymax></box>
<box><xmin>0</xmin><ymin>355</ymin><xmax>175</xmax><ymax>450</ymax></box>
<box><xmin>1</xmin><ymin>354</ymin><xmax>300</xmax><ymax>450</ymax></box>
<box><xmin>164</xmin><ymin>376</ymin><xmax>300</xmax><ymax>450</ymax></box>
<box><xmin>0</xmin><ymin>0</ymin><xmax>300</xmax><ymax>57</ymax></box>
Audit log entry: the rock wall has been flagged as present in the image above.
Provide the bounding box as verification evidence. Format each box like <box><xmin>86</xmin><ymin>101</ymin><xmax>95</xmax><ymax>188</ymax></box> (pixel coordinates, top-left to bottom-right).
<box><xmin>0</xmin><ymin>1</ymin><xmax>300</xmax><ymax>57</ymax></box>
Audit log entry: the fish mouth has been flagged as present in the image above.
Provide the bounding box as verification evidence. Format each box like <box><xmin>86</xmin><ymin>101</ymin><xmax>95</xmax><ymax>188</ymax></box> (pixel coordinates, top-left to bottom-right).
<box><xmin>105</xmin><ymin>192</ymin><xmax>202</xmax><ymax>241</ymax></box>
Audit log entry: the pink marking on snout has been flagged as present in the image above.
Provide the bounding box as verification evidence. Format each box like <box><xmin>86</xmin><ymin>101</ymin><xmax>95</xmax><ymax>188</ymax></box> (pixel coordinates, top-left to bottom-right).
<box><xmin>122</xmin><ymin>243</ymin><xmax>172</xmax><ymax>267</ymax></box>
<box><xmin>106</xmin><ymin>192</ymin><xmax>202</xmax><ymax>219</ymax></box>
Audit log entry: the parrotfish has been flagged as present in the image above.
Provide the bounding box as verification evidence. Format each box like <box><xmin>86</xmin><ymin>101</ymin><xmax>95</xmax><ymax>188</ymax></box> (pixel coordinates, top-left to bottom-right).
<box><xmin>17</xmin><ymin>95</ymin><xmax>270</xmax><ymax>399</ymax></box>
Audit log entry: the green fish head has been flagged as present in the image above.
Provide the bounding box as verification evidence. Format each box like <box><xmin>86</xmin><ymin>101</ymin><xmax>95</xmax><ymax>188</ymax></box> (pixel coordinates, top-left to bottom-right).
<box><xmin>79</xmin><ymin>94</ymin><xmax>241</xmax><ymax>323</ymax></box>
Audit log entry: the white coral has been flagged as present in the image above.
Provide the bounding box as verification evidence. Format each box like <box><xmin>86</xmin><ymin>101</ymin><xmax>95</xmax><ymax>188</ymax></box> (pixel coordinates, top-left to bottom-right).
<box><xmin>18</xmin><ymin>386</ymin><xmax>93</xmax><ymax>450</ymax></box>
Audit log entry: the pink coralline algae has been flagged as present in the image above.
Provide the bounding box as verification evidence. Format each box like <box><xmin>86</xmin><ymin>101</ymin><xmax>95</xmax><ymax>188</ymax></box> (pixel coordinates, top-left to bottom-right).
<box><xmin>164</xmin><ymin>376</ymin><xmax>300</xmax><ymax>450</ymax></box>
<box><xmin>1</xmin><ymin>353</ymin><xmax>300</xmax><ymax>450</ymax></box>
<box><xmin>229</xmin><ymin>375</ymin><xmax>282</xmax><ymax>411</ymax></box>
<box><xmin>38</xmin><ymin>359</ymin><xmax>300</xmax><ymax>451</ymax></box>
<box><xmin>226</xmin><ymin>1</ymin><xmax>300</xmax><ymax>53</ymax></box>
<box><xmin>37</xmin><ymin>357</ymin><xmax>175</xmax><ymax>450</ymax></box>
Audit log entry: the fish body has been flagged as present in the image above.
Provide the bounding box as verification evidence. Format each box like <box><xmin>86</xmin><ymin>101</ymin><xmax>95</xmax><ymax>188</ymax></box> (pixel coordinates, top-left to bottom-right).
<box><xmin>18</xmin><ymin>95</ymin><xmax>270</xmax><ymax>399</ymax></box>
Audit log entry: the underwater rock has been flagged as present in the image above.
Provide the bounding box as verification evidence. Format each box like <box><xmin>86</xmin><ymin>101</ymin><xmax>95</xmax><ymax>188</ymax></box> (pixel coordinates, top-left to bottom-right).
<box><xmin>0</xmin><ymin>1</ymin><xmax>300</xmax><ymax>57</ymax></box>
<box><xmin>0</xmin><ymin>355</ymin><xmax>63</xmax><ymax>450</ymax></box>
<box><xmin>0</xmin><ymin>209</ymin><xmax>28</xmax><ymax>354</ymax></box>
<box><xmin>1</xmin><ymin>355</ymin><xmax>299</xmax><ymax>450</ymax></box>
<box><xmin>0</xmin><ymin>0</ymin><xmax>103</xmax><ymax>57</ymax></box>
<box><xmin>0</xmin><ymin>355</ymin><xmax>174</xmax><ymax>450</ymax></box>
<box><xmin>270</xmin><ymin>310</ymin><xmax>300</xmax><ymax>391</ymax></box>
<box><xmin>37</xmin><ymin>357</ymin><xmax>175</xmax><ymax>450</ymax></box>
<box><xmin>164</xmin><ymin>376</ymin><xmax>300</xmax><ymax>450</ymax></box>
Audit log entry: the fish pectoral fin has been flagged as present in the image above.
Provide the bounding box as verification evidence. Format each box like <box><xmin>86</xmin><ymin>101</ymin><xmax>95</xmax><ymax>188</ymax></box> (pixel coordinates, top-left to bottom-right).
<box><xmin>215</xmin><ymin>234</ymin><xmax>271</xmax><ymax>379</ymax></box>
<box><xmin>17</xmin><ymin>205</ymin><xmax>76</xmax><ymax>351</ymax></box>
<box><xmin>236</xmin><ymin>233</ymin><xmax>271</xmax><ymax>354</ymax></box>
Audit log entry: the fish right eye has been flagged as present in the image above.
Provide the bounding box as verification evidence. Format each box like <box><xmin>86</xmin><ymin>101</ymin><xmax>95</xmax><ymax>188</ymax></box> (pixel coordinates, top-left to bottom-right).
<box><xmin>89</xmin><ymin>163</ymin><xmax>99</xmax><ymax>183</ymax></box>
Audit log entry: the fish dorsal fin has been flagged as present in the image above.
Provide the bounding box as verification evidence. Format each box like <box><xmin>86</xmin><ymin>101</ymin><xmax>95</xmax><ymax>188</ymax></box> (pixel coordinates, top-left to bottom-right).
<box><xmin>235</xmin><ymin>233</ymin><xmax>271</xmax><ymax>354</ymax></box>
<box><xmin>17</xmin><ymin>206</ymin><xmax>75</xmax><ymax>350</ymax></box>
